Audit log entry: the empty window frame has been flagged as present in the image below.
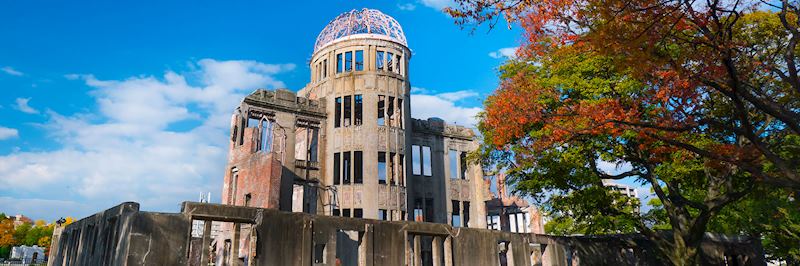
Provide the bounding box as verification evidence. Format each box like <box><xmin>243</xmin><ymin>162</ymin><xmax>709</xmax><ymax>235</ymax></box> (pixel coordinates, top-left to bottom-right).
<box><xmin>378</xmin><ymin>209</ymin><xmax>388</xmax><ymax>221</ymax></box>
<box><xmin>345</xmin><ymin>51</ymin><xmax>353</xmax><ymax>72</ymax></box>
<box><xmin>389</xmin><ymin>152</ymin><xmax>396</xmax><ymax>185</ymax></box>
<box><xmin>412</xmin><ymin>145</ymin><xmax>422</xmax><ymax>175</ymax></box>
<box><xmin>344</xmin><ymin>95</ymin><xmax>352</xmax><ymax>127</ymax></box>
<box><xmin>336</xmin><ymin>53</ymin><xmax>343</xmax><ymax>73</ymax></box>
<box><xmin>335</xmin><ymin>97</ymin><xmax>342</xmax><ymax>128</ymax></box>
<box><xmin>354</xmin><ymin>151</ymin><xmax>363</xmax><ymax>184</ymax></box>
<box><xmin>229</xmin><ymin>168</ymin><xmax>238</xmax><ymax>205</ymax></box>
<box><xmin>378</xmin><ymin>152</ymin><xmax>387</xmax><ymax>184</ymax></box>
<box><xmin>355</xmin><ymin>50</ymin><xmax>364</xmax><ymax>71</ymax></box>
<box><xmin>334</xmin><ymin>153</ymin><xmax>341</xmax><ymax>185</ymax></box>
<box><xmin>343</xmin><ymin>209</ymin><xmax>351</xmax><ymax>218</ymax></box>
<box><xmin>387</xmin><ymin>96</ymin><xmax>395</xmax><ymax>126</ymax></box>
<box><xmin>414</xmin><ymin>199</ymin><xmax>424</xmax><ymax>222</ymax></box>
<box><xmin>377</xmin><ymin>95</ymin><xmax>386</xmax><ymax>126</ymax></box>
<box><xmin>452</xmin><ymin>200</ymin><xmax>461</xmax><ymax>227</ymax></box>
<box><xmin>424</xmin><ymin>198</ymin><xmax>434</xmax><ymax>222</ymax></box>
<box><xmin>247</xmin><ymin>118</ymin><xmax>273</xmax><ymax>152</ymax></box>
<box><xmin>294</xmin><ymin>126</ymin><xmax>319</xmax><ymax>162</ymax></box>
<box><xmin>460</xmin><ymin>152</ymin><xmax>468</xmax><ymax>179</ymax></box>
<box><xmin>449</xmin><ymin>149</ymin><xmax>459</xmax><ymax>179</ymax></box>
<box><xmin>376</xmin><ymin>51</ymin><xmax>385</xmax><ymax>71</ymax></box>
<box><xmin>343</xmin><ymin>151</ymin><xmax>351</xmax><ymax>184</ymax></box>
<box><xmin>397</xmin><ymin>98</ymin><xmax>404</xmax><ymax>129</ymax></box>
<box><xmin>387</xmin><ymin>52</ymin><xmax>394</xmax><ymax>72</ymax></box>
<box><xmin>335</xmin><ymin>230</ymin><xmax>362</xmax><ymax>266</ymax></box>
<box><xmin>323</xmin><ymin>59</ymin><xmax>328</xmax><ymax>78</ymax></box>
<box><xmin>464</xmin><ymin>201</ymin><xmax>471</xmax><ymax>227</ymax></box>
<box><xmin>422</xmin><ymin>146</ymin><xmax>432</xmax><ymax>176</ymax></box>
<box><xmin>394</xmin><ymin>54</ymin><xmax>402</xmax><ymax>74</ymax></box>
<box><xmin>354</xmin><ymin>94</ymin><xmax>363</xmax><ymax>126</ymax></box>
<box><xmin>353</xmin><ymin>208</ymin><xmax>363</xmax><ymax>218</ymax></box>
<box><xmin>398</xmin><ymin>154</ymin><xmax>405</xmax><ymax>186</ymax></box>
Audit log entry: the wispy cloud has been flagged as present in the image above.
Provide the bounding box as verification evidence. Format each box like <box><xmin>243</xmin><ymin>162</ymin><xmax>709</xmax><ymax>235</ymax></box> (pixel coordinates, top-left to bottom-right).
<box><xmin>14</xmin><ymin>98</ymin><xmax>39</xmax><ymax>114</ymax></box>
<box><xmin>0</xmin><ymin>126</ymin><xmax>19</xmax><ymax>140</ymax></box>
<box><xmin>419</xmin><ymin>0</ymin><xmax>456</xmax><ymax>10</ymax></box>
<box><xmin>488</xmin><ymin>47</ymin><xmax>518</xmax><ymax>59</ymax></box>
<box><xmin>1</xmin><ymin>66</ymin><xmax>24</xmax><ymax>76</ymax></box>
<box><xmin>398</xmin><ymin>3</ymin><xmax>417</xmax><ymax>11</ymax></box>
<box><xmin>0</xmin><ymin>59</ymin><xmax>295</xmax><ymax>220</ymax></box>
<box><xmin>437</xmin><ymin>90</ymin><xmax>479</xmax><ymax>102</ymax></box>
<box><xmin>410</xmin><ymin>88</ymin><xmax>482</xmax><ymax>127</ymax></box>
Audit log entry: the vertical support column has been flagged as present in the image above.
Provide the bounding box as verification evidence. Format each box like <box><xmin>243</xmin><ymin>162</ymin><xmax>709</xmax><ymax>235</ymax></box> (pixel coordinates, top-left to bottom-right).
<box><xmin>413</xmin><ymin>235</ymin><xmax>422</xmax><ymax>266</ymax></box>
<box><xmin>432</xmin><ymin>236</ymin><xmax>442</xmax><ymax>266</ymax></box>
<box><xmin>231</xmin><ymin>223</ymin><xmax>241</xmax><ymax>266</ymax></box>
<box><xmin>443</xmin><ymin>236</ymin><xmax>453</xmax><ymax>266</ymax></box>
<box><xmin>199</xmin><ymin>221</ymin><xmax>212</xmax><ymax>266</ymax></box>
<box><xmin>363</xmin><ymin>224</ymin><xmax>374</xmax><ymax>266</ymax></box>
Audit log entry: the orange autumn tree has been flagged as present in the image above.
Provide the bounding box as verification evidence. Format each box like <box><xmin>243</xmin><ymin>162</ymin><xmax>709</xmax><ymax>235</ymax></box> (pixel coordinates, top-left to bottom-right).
<box><xmin>446</xmin><ymin>0</ymin><xmax>800</xmax><ymax>264</ymax></box>
<box><xmin>448</xmin><ymin>0</ymin><xmax>800</xmax><ymax>189</ymax></box>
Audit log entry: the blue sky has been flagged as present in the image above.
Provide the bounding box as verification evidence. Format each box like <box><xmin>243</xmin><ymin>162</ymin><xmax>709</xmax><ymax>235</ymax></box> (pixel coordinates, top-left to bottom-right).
<box><xmin>0</xmin><ymin>0</ymin><xmax>528</xmax><ymax>221</ymax></box>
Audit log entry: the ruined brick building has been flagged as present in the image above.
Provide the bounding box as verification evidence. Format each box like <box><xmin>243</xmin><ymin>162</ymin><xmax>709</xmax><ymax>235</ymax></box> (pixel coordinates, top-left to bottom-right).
<box><xmin>46</xmin><ymin>8</ymin><xmax>766</xmax><ymax>266</ymax></box>
<box><xmin>221</xmin><ymin>8</ymin><xmax>514</xmax><ymax>229</ymax></box>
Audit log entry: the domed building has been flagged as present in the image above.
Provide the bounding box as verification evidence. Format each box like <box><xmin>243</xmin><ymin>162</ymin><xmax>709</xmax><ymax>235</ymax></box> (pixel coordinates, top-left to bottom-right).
<box><xmin>221</xmin><ymin>8</ymin><xmax>493</xmax><ymax>229</ymax></box>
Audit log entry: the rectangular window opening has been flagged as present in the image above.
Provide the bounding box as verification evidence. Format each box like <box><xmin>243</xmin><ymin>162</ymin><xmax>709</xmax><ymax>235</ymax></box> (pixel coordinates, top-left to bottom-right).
<box><xmin>452</xmin><ymin>200</ymin><xmax>461</xmax><ymax>227</ymax></box>
<box><xmin>344</xmin><ymin>151</ymin><xmax>351</xmax><ymax>184</ymax></box>
<box><xmin>423</xmin><ymin>146</ymin><xmax>432</xmax><ymax>177</ymax></box>
<box><xmin>376</xmin><ymin>51</ymin><xmax>385</xmax><ymax>71</ymax></box>
<box><xmin>334</xmin><ymin>153</ymin><xmax>341</xmax><ymax>185</ymax></box>
<box><xmin>398</xmin><ymin>98</ymin><xmax>403</xmax><ymax>129</ymax></box>
<box><xmin>460</xmin><ymin>152</ymin><xmax>468</xmax><ymax>179</ymax></box>
<box><xmin>377</xmin><ymin>95</ymin><xmax>386</xmax><ymax>126</ymax></box>
<box><xmin>336</xmin><ymin>53</ymin><xmax>343</xmax><ymax>73</ymax></box>
<box><xmin>344</xmin><ymin>95</ymin><xmax>352</xmax><ymax>127</ymax></box>
<box><xmin>355</xmin><ymin>50</ymin><xmax>364</xmax><ymax>71</ymax></box>
<box><xmin>335</xmin><ymin>97</ymin><xmax>342</xmax><ymax>128</ymax></box>
<box><xmin>387</xmin><ymin>52</ymin><xmax>394</xmax><ymax>72</ymax></box>
<box><xmin>354</xmin><ymin>95</ymin><xmax>363</xmax><ymax>126</ymax></box>
<box><xmin>412</xmin><ymin>145</ymin><xmax>421</xmax><ymax>175</ymax></box>
<box><xmin>345</xmin><ymin>51</ymin><xmax>353</xmax><ymax>72</ymax></box>
<box><xmin>335</xmin><ymin>230</ymin><xmax>362</xmax><ymax>266</ymax></box>
<box><xmin>388</xmin><ymin>96</ymin><xmax>395</xmax><ymax>127</ymax></box>
<box><xmin>378</xmin><ymin>152</ymin><xmax>387</xmax><ymax>184</ymax></box>
<box><xmin>449</xmin><ymin>149</ymin><xmax>459</xmax><ymax>179</ymax></box>
<box><xmin>354</xmin><ymin>151</ymin><xmax>363</xmax><ymax>184</ymax></box>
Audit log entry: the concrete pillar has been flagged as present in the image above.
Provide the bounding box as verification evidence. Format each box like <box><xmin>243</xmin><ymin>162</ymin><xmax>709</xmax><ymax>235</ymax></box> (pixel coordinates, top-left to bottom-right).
<box><xmin>444</xmin><ymin>236</ymin><xmax>453</xmax><ymax>266</ymax></box>
<box><xmin>199</xmin><ymin>221</ymin><xmax>212</xmax><ymax>266</ymax></box>
<box><xmin>432</xmin><ymin>236</ymin><xmax>442</xmax><ymax>266</ymax></box>
<box><xmin>414</xmin><ymin>235</ymin><xmax>422</xmax><ymax>266</ymax></box>
<box><xmin>231</xmin><ymin>223</ymin><xmax>241</xmax><ymax>266</ymax></box>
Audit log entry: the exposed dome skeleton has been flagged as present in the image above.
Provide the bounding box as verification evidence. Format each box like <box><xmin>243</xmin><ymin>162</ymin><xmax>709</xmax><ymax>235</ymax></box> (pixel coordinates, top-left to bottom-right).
<box><xmin>314</xmin><ymin>8</ymin><xmax>408</xmax><ymax>52</ymax></box>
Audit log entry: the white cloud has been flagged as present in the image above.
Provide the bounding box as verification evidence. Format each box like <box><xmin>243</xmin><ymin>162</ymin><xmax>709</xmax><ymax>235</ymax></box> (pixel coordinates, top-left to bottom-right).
<box><xmin>419</xmin><ymin>0</ymin><xmax>456</xmax><ymax>10</ymax></box>
<box><xmin>437</xmin><ymin>90</ymin><xmax>479</xmax><ymax>102</ymax></box>
<box><xmin>0</xmin><ymin>59</ymin><xmax>295</xmax><ymax>220</ymax></box>
<box><xmin>410</xmin><ymin>86</ymin><xmax>432</xmax><ymax>94</ymax></box>
<box><xmin>410</xmin><ymin>89</ymin><xmax>482</xmax><ymax>127</ymax></box>
<box><xmin>398</xmin><ymin>3</ymin><xmax>417</xmax><ymax>11</ymax></box>
<box><xmin>0</xmin><ymin>126</ymin><xmax>18</xmax><ymax>140</ymax></box>
<box><xmin>1</xmin><ymin>66</ymin><xmax>23</xmax><ymax>76</ymax></box>
<box><xmin>14</xmin><ymin>98</ymin><xmax>39</xmax><ymax>114</ymax></box>
<box><xmin>488</xmin><ymin>47</ymin><xmax>518</xmax><ymax>59</ymax></box>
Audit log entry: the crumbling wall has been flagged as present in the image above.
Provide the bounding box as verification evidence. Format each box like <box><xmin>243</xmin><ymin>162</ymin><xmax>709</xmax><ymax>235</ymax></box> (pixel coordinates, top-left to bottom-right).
<box><xmin>49</xmin><ymin>202</ymin><xmax>766</xmax><ymax>266</ymax></box>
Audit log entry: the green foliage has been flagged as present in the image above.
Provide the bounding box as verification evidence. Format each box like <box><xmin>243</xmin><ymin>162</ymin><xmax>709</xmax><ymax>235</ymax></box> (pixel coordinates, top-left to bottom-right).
<box><xmin>0</xmin><ymin>246</ymin><xmax>9</xmax><ymax>259</ymax></box>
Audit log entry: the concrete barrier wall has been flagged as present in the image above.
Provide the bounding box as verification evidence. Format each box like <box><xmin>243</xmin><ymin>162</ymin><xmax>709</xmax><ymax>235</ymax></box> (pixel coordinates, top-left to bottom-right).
<box><xmin>48</xmin><ymin>202</ymin><xmax>765</xmax><ymax>266</ymax></box>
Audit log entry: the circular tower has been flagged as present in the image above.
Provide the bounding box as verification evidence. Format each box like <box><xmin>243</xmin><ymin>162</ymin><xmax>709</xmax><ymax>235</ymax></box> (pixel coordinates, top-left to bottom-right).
<box><xmin>301</xmin><ymin>9</ymin><xmax>411</xmax><ymax>220</ymax></box>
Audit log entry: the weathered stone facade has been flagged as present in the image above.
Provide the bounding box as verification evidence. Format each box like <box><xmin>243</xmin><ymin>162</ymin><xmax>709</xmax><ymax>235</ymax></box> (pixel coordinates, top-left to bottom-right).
<box><xmin>220</xmin><ymin>9</ymin><xmax>489</xmax><ymax>231</ymax></box>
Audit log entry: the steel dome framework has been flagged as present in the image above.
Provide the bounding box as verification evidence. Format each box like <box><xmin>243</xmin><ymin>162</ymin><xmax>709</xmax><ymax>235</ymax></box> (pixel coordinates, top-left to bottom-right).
<box><xmin>314</xmin><ymin>8</ymin><xmax>407</xmax><ymax>52</ymax></box>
